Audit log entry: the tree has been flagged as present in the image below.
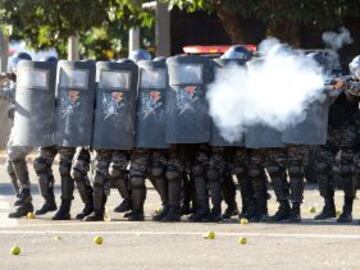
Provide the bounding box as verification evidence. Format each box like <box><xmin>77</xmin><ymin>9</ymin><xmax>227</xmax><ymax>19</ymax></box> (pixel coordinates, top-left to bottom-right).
<box><xmin>0</xmin><ymin>0</ymin><xmax>153</xmax><ymax>58</ymax></box>
<box><xmin>163</xmin><ymin>0</ymin><xmax>360</xmax><ymax>45</ymax></box>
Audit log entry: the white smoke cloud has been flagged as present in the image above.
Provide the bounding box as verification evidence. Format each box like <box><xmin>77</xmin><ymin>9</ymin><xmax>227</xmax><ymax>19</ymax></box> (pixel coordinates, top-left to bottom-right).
<box><xmin>322</xmin><ymin>27</ymin><xmax>353</xmax><ymax>51</ymax></box>
<box><xmin>322</xmin><ymin>27</ymin><xmax>353</xmax><ymax>69</ymax></box>
<box><xmin>207</xmin><ymin>38</ymin><xmax>326</xmax><ymax>142</ymax></box>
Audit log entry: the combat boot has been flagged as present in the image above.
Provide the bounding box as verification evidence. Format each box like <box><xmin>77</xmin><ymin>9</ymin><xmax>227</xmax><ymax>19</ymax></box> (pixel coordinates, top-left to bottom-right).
<box><xmin>85</xmin><ymin>196</ymin><xmax>106</xmax><ymax>222</ymax></box>
<box><xmin>269</xmin><ymin>200</ymin><xmax>291</xmax><ymax>222</ymax></box>
<box><xmin>222</xmin><ymin>203</ymin><xmax>239</xmax><ymax>219</ymax></box>
<box><xmin>8</xmin><ymin>188</ymin><xmax>33</xmax><ymax>218</ymax></box>
<box><xmin>35</xmin><ymin>187</ymin><xmax>57</xmax><ymax>215</ymax></box>
<box><xmin>114</xmin><ymin>199</ymin><xmax>132</xmax><ymax>213</ymax></box>
<box><xmin>152</xmin><ymin>206</ymin><xmax>169</xmax><ymax>221</ymax></box>
<box><xmin>128</xmin><ymin>177</ymin><xmax>146</xmax><ymax>222</ymax></box>
<box><xmin>8</xmin><ymin>202</ymin><xmax>34</xmax><ymax>218</ymax></box>
<box><xmin>162</xmin><ymin>167</ymin><xmax>182</xmax><ymax>222</ymax></box>
<box><xmin>287</xmin><ymin>202</ymin><xmax>302</xmax><ymax>223</ymax></box>
<box><xmin>85</xmin><ymin>210</ymin><xmax>105</xmax><ymax>221</ymax></box>
<box><xmin>52</xmin><ymin>200</ymin><xmax>71</xmax><ymax>220</ymax></box>
<box><xmin>128</xmin><ymin>210</ymin><xmax>145</xmax><ymax>221</ymax></box>
<box><xmin>13</xmin><ymin>194</ymin><xmax>22</xmax><ymax>207</ymax></box>
<box><xmin>161</xmin><ymin>206</ymin><xmax>181</xmax><ymax>222</ymax></box>
<box><xmin>337</xmin><ymin>197</ymin><xmax>353</xmax><ymax>223</ymax></box>
<box><xmin>314</xmin><ymin>197</ymin><xmax>336</xmax><ymax>220</ymax></box>
<box><xmin>35</xmin><ymin>200</ymin><xmax>57</xmax><ymax>215</ymax></box>
<box><xmin>76</xmin><ymin>202</ymin><xmax>94</xmax><ymax>220</ymax></box>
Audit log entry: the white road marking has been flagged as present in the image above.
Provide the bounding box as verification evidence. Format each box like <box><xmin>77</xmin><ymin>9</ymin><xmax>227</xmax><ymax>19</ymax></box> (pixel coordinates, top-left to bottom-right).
<box><xmin>0</xmin><ymin>229</ymin><xmax>360</xmax><ymax>239</ymax></box>
<box><xmin>0</xmin><ymin>195</ymin><xmax>18</xmax><ymax>228</ymax></box>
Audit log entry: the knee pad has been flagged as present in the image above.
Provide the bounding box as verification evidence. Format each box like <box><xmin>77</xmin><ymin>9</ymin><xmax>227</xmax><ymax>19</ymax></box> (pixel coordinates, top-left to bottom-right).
<box><xmin>131</xmin><ymin>177</ymin><xmax>145</xmax><ymax>189</ymax></box>
<box><xmin>266</xmin><ymin>165</ymin><xmax>281</xmax><ymax>175</ymax></box>
<box><xmin>70</xmin><ymin>168</ymin><xmax>82</xmax><ymax>182</ymax></box>
<box><xmin>165</xmin><ymin>167</ymin><xmax>180</xmax><ymax>182</ymax></box>
<box><xmin>109</xmin><ymin>164</ymin><xmax>122</xmax><ymax>178</ymax></box>
<box><xmin>59</xmin><ymin>165</ymin><xmax>71</xmax><ymax>177</ymax></box>
<box><xmin>6</xmin><ymin>161</ymin><xmax>15</xmax><ymax>175</ymax></box>
<box><xmin>248</xmin><ymin>166</ymin><xmax>262</xmax><ymax>177</ymax></box>
<box><xmin>192</xmin><ymin>165</ymin><xmax>204</xmax><ymax>177</ymax></box>
<box><xmin>33</xmin><ymin>158</ymin><xmax>48</xmax><ymax>174</ymax></box>
<box><xmin>151</xmin><ymin>165</ymin><xmax>164</xmax><ymax>178</ymax></box>
<box><xmin>288</xmin><ymin>165</ymin><xmax>304</xmax><ymax>177</ymax></box>
<box><xmin>8</xmin><ymin>147</ymin><xmax>26</xmax><ymax>162</ymax></box>
<box><xmin>206</xmin><ymin>168</ymin><xmax>220</xmax><ymax>182</ymax></box>
<box><xmin>93</xmin><ymin>173</ymin><xmax>105</xmax><ymax>187</ymax></box>
<box><xmin>315</xmin><ymin>162</ymin><xmax>329</xmax><ymax>174</ymax></box>
<box><xmin>233</xmin><ymin>166</ymin><xmax>245</xmax><ymax>176</ymax></box>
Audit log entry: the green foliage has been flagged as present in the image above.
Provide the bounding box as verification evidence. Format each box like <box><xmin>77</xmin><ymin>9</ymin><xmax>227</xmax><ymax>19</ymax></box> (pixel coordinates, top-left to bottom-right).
<box><xmin>0</xmin><ymin>0</ymin><xmax>154</xmax><ymax>58</ymax></box>
<box><xmin>163</xmin><ymin>0</ymin><xmax>360</xmax><ymax>29</ymax></box>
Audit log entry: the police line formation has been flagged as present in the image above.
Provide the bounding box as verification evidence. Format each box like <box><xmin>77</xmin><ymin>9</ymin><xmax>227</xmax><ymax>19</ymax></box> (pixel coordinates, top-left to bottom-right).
<box><xmin>2</xmin><ymin>45</ymin><xmax>360</xmax><ymax>224</ymax></box>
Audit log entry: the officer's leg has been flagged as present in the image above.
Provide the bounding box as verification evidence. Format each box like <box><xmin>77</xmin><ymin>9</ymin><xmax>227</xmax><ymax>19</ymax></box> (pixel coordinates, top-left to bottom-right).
<box><xmin>337</xmin><ymin>150</ymin><xmax>356</xmax><ymax>223</ymax></box>
<box><xmin>86</xmin><ymin>150</ymin><xmax>111</xmax><ymax>221</ymax></box>
<box><xmin>8</xmin><ymin>145</ymin><xmax>33</xmax><ymax>218</ymax></box>
<box><xmin>206</xmin><ymin>149</ymin><xmax>224</xmax><ymax>222</ymax></box>
<box><xmin>161</xmin><ymin>145</ymin><xmax>184</xmax><ymax>222</ymax></box>
<box><xmin>268</xmin><ymin>163</ymin><xmax>290</xmax><ymax>222</ymax></box>
<box><xmin>287</xmin><ymin>160</ymin><xmax>305</xmax><ymax>223</ymax></box>
<box><xmin>234</xmin><ymin>148</ymin><xmax>255</xmax><ymax>219</ymax></box>
<box><xmin>53</xmin><ymin>147</ymin><xmax>76</xmax><ymax>220</ymax></box>
<box><xmin>150</xmin><ymin>150</ymin><xmax>169</xmax><ymax>221</ymax></box>
<box><xmin>287</xmin><ymin>146</ymin><xmax>308</xmax><ymax>223</ymax></box>
<box><xmin>128</xmin><ymin>150</ymin><xmax>149</xmax><ymax>221</ymax></box>
<box><xmin>189</xmin><ymin>148</ymin><xmax>210</xmax><ymax>222</ymax></box>
<box><xmin>314</xmin><ymin>148</ymin><xmax>336</xmax><ymax>219</ymax></box>
<box><xmin>161</xmin><ymin>154</ymin><xmax>183</xmax><ymax>222</ymax></box>
<box><xmin>33</xmin><ymin>146</ymin><xmax>58</xmax><ymax>215</ymax></box>
<box><xmin>181</xmin><ymin>171</ymin><xmax>192</xmax><ymax>215</ymax></box>
<box><xmin>109</xmin><ymin>151</ymin><xmax>132</xmax><ymax>213</ymax></box>
<box><xmin>248</xmin><ymin>150</ymin><xmax>268</xmax><ymax>222</ymax></box>
<box><xmin>221</xmin><ymin>169</ymin><xmax>239</xmax><ymax>219</ymax></box>
<box><xmin>71</xmin><ymin>148</ymin><xmax>94</xmax><ymax>220</ymax></box>
<box><xmin>6</xmin><ymin>159</ymin><xmax>21</xmax><ymax>206</ymax></box>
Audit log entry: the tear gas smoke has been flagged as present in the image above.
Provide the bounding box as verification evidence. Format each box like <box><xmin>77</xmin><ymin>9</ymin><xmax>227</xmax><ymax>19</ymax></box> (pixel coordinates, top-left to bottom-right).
<box><xmin>322</xmin><ymin>27</ymin><xmax>353</xmax><ymax>51</ymax></box>
<box><xmin>207</xmin><ymin>38</ymin><xmax>326</xmax><ymax>142</ymax></box>
<box><xmin>322</xmin><ymin>27</ymin><xmax>353</xmax><ymax>69</ymax></box>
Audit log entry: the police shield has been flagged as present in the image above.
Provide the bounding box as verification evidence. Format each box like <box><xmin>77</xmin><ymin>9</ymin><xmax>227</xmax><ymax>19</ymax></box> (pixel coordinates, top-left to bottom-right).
<box><xmin>55</xmin><ymin>61</ymin><xmax>96</xmax><ymax>147</ymax></box>
<box><xmin>282</xmin><ymin>94</ymin><xmax>331</xmax><ymax>145</ymax></box>
<box><xmin>92</xmin><ymin>61</ymin><xmax>138</xmax><ymax>150</ymax></box>
<box><xmin>13</xmin><ymin>60</ymin><xmax>56</xmax><ymax>147</ymax></box>
<box><xmin>245</xmin><ymin>124</ymin><xmax>285</xmax><ymax>149</ymax></box>
<box><xmin>210</xmin><ymin>58</ymin><xmax>245</xmax><ymax>147</ymax></box>
<box><xmin>166</xmin><ymin>55</ymin><xmax>211</xmax><ymax>144</ymax></box>
<box><xmin>136</xmin><ymin>59</ymin><xmax>169</xmax><ymax>149</ymax></box>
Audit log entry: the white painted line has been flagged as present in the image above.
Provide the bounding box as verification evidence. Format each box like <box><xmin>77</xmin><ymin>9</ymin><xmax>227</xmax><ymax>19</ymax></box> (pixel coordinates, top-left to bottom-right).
<box><xmin>0</xmin><ymin>230</ymin><xmax>360</xmax><ymax>239</ymax></box>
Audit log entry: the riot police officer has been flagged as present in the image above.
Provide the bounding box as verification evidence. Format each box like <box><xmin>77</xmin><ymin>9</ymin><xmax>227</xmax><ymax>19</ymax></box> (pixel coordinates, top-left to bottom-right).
<box><xmin>86</xmin><ymin>59</ymin><xmax>137</xmax><ymax>221</ymax></box>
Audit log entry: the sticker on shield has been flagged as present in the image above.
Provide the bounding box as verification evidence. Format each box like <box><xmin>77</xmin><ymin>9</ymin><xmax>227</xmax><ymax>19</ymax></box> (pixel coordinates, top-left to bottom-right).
<box><xmin>141</xmin><ymin>90</ymin><xmax>162</xmax><ymax>119</ymax></box>
<box><xmin>176</xmin><ymin>86</ymin><xmax>199</xmax><ymax>115</ymax></box>
<box><xmin>60</xmin><ymin>90</ymin><xmax>80</xmax><ymax>119</ymax></box>
<box><xmin>102</xmin><ymin>91</ymin><xmax>125</xmax><ymax>120</ymax></box>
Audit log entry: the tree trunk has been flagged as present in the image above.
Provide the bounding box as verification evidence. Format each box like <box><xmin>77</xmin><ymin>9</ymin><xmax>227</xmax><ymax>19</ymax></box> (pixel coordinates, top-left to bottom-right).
<box><xmin>212</xmin><ymin>0</ymin><xmax>245</xmax><ymax>44</ymax></box>
<box><xmin>266</xmin><ymin>20</ymin><xmax>300</xmax><ymax>47</ymax></box>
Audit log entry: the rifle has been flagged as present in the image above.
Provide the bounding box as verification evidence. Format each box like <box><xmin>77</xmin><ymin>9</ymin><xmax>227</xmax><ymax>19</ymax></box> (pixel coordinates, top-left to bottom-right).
<box><xmin>324</xmin><ymin>75</ymin><xmax>352</xmax><ymax>87</ymax></box>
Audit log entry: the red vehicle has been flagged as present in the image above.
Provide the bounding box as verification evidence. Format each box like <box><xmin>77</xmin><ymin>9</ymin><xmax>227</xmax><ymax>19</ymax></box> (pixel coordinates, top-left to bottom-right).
<box><xmin>183</xmin><ymin>44</ymin><xmax>257</xmax><ymax>56</ymax></box>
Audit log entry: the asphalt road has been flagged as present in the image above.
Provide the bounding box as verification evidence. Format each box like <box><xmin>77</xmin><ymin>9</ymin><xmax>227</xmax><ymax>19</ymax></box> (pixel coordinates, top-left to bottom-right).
<box><xmin>1</xmin><ymin>163</ymin><xmax>360</xmax><ymax>270</ymax></box>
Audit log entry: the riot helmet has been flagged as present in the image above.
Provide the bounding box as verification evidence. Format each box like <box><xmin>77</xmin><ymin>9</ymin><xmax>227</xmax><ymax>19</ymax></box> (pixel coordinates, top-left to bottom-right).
<box><xmin>129</xmin><ymin>49</ymin><xmax>152</xmax><ymax>63</ymax></box>
<box><xmin>349</xmin><ymin>55</ymin><xmax>360</xmax><ymax>79</ymax></box>
<box><xmin>221</xmin><ymin>45</ymin><xmax>253</xmax><ymax>61</ymax></box>
<box><xmin>45</xmin><ymin>56</ymin><xmax>58</xmax><ymax>64</ymax></box>
<box><xmin>7</xmin><ymin>52</ymin><xmax>32</xmax><ymax>73</ymax></box>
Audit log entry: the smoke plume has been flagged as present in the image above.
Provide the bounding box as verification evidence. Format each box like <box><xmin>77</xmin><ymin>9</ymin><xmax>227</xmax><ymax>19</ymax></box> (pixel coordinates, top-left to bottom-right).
<box><xmin>322</xmin><ymin>27</ymin><xmax>353</xmax><ymax>51</ymax></box>
<box><xmin>207</xmin><ymin>38</ymin><xmax>326</xmax><ymax>142</ymax></box>
<box><xmin>322</xmin><ymin>27</ymin><xmax>353</xmax><ymax>69</ymax></box>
